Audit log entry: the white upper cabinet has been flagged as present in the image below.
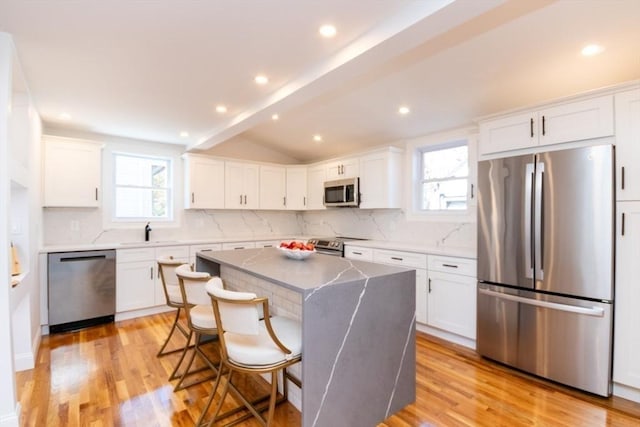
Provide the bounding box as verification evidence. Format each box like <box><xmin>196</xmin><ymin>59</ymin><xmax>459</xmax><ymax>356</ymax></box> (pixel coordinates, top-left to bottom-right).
<box><xmin>359</xmin><ymin>147</ymin><xmax>403</xmax><ymax>209</ymax></box>
<box><xmin>306</xmin><ymin>164</ymin><xmax>327</xmax><ymax>210</ymax></box>
<box><xmin>225</xmin><ymin>161</ymin><xmax>259</xmax><ymax>209</ymax></box>
<box><xmin>479</xmin><ymin>95</ymin><xmax>614</xmax><ymax>156</ymax></box>
<box><xmin>43</xmin><ymin>136</ymin><xmax>102</xmax><ymax>207</ymax></box>
<box><xmin>183</xmin><ymin>154</ymin><xmax>225</xmax><ymax>209</ymax></box>
<box><xmin>326</xmin><ymin>156</ymin><xmax>359</xmax><ymax>180</ymax></box>
<box><xmin>615</xmin><ymin>88</ymin><xmax>640</xmax><ymax>201</ymax></box>
<box><xmin>285</xmin><ymin>166</ymin><xmax>307</xmax><ymax>210</ymax></box>
<box><xmin>259</xmin><ymin>165</ymin><xmax>286</xmax><ymax>210</ymax></box>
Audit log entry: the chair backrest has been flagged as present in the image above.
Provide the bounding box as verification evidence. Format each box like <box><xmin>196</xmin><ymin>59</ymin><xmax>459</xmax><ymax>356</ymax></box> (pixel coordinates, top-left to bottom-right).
<box><xmin>175</xmin><ymin>264</ymin><xmax>211</xmax><ymax>306</ymax></box>
<box><xmin>207</xmin><ymin>286</ymin><xmax>260</xmax><ymax>336</ymax></box>
<box><xmin>157</xmin><ymin>256</ymin><xmax>185</xmax><ymax>288</ymax></box>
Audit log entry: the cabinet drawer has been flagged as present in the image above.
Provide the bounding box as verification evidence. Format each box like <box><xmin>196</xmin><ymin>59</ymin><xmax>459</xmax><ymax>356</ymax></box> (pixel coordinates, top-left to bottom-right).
<box><xmin>155</xmin><ymin>245</ymin><xmax>190</xmax><ymax>259</ymax></box>
<box><xmin>190</xmin><ymin>243</ymin><xmax>222</xmax><ymax>257</ymax></box>
<box><xmin>344</xmin><ymin>246</ymin><xmax>374</xmax><ymax>261</ymax></box>
<box><xmin>254</xmin><ymin>240</ymin><xmax>280</xmax><ymax>248</ymax></box>
<box><xmin>373</xmin><ymin>249</ymin><xmax>427</xmax><ymax>269</ymax></box>
<box><xmin>428</xmin><ymin>255</ymin><xmax>476</xmax><ymax>277</ymax></box>
<box><xmin>222</xmin><ymin>241</ymin><xmax>256</xmax><ymax>250</ymax></box>
<box><xmin>117</xmin><ymin>247</ymin><xmax>156</xmax><ymax>263</ymax></box>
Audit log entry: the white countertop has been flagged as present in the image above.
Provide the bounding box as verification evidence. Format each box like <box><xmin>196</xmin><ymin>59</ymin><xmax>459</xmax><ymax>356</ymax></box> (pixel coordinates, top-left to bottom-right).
<box><xmin>343</xmin><ymin>239</ymin><xmax>476</xmax><ymax>259</ymax></box>
<box><xmin>40</xmin><ymin>235</ymin><xmax>307</xmax><ymax>253</ymax></box>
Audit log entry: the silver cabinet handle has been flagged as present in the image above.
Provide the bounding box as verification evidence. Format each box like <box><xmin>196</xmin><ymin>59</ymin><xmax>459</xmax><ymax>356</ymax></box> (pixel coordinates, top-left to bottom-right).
<box><xmin>353</xmin><ymin>251</ymin><xmax>363</xmax><ymax>255</ymax></box>
<box><xmin>303</xmin><ymin>196</ymin><xmax>306</xmax><ymax>206</ymax></box>
<box><xmin>150</xmin><ymin>267</ymin><xmax>153</xmax><ymax>280</ymax></box>
<box><xmin>622</xmin><ymin>212</ymin><xmax>625</xmax><ymax>236</ymax></box>
<box><xmin>470</xmin><ymin>183</ymin><xmax>474</xmax><ymax>199</ymax></box>
<box><xmin>244</xmin><ymin>195</ymin><xmax>247</xmax><ymax>205</ymax></box>
<box><xmin>391</xmin><ymin>257</ymin><xmax>403</xmax><ymax>261</ymax></box>
<box><xmin>428</xmin><ymin>278</ymin><xmax>432</xmax><ymax>293</ymax></box>
<box><xmin>442</xmin><ymin>264</ymin><xmax>458</xmax><ymax>268</ymax></box>
<box><xmin>478</xmin><ymin>288</ymin><xmax>605</xmax><ymax>317</ymax></box>
<box><xmin>192</xmin><ymin>192</ymin><xmax>195</xmax><ymax>203</ymax></box>
<box><xmin>239</xmin><ymin>194</ymin><xmax>243</xmax><ymax>204</ymax></box>
<box><xmin>283</xmin><ymin>196</ymin><xmax>286</xmax><ymax>206</ymax></box>
<box><xmin>95</xmin><ymin>188</ymin><xmax>99</xmax><ymax>201</ymax></box>
<box><xmin>621</xmin><ymin>166</ymin><xmax>625</xmax><ymax>190</ymax></box>
<box><xmin>530</xmin><ymin>117</ymin><xmax>534</xmax><ymax>138</ymax></box>
<box><xmin>542</xmin><ymin>115</ymin><xmax>546</xmax><ymax>136</ymax></box>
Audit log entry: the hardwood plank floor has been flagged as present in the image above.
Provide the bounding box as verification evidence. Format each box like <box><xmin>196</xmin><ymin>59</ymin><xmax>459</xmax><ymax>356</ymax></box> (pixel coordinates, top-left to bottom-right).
<box><xmin>17</xmin><ymin>312</ymin><xmax>640</xmax><ymax>426</ymax></box>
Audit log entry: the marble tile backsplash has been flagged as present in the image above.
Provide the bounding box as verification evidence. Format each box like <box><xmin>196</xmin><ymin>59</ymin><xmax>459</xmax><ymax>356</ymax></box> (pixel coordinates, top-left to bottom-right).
<box><xmin>43</xmin><ymin>207</ymin><xmax>475</xmax><ymax>249</ymax></box>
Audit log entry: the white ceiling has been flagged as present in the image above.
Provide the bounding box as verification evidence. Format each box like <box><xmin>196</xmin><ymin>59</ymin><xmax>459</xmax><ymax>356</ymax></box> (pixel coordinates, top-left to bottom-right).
<box><xmin>2</xmin><ymin>0</ymin><xmax>639</xmax><ymax>163</ymax></box>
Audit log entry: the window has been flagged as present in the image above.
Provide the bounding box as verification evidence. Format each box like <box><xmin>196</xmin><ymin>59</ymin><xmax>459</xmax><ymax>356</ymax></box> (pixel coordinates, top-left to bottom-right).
<box><xmin>113</xmin><ymin>153</ymin><xmax>172</xmax><ymax>221</ymax></box>
<box><xmin>419</xmin><ymin>141</ymin><xmax>468</xmax><ymax>211</ymax></box>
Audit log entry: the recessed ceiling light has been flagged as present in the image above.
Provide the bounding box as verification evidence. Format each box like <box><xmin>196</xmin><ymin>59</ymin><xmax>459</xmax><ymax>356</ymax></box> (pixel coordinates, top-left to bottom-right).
<box><xmin>313</xmin><ymin>134</ymin><xmax>323</xmax><ymax>142</ymax></box>
<box><xmin>398</xmin><ymin>106</ymin><xmax>410</xmax><ymax>115</ymax></box>
<box><xmin>255</xmin><ymin>75</ymin><xmax>269</xmax><ymax>85</ymax></box>
<box><xmin>271</xmin><ymin>114</ymin><xmax>279</xmax><ymax>121</ymax></box>
<box><xmin>59</xmin><ymin>112</ymin><xmax>72</xmax><ymax>120</ymax></box>
<box><xmin>179</xmin><ymin>131</ymin><xmax>189</xmax><ymax>138</ymax></box>
<box><xmin>581</xmin><ymin>44</ymin><xmax>604</xmax><ymax>56</ymax></box>
<box><xmin>215</xmin><ymin>105</ymin><xmax>227</xmax><ymax>113</ymax></box>
<box><xmin>319</xmin><ymin>24</ymin><xmax>337</xmax><ymax>38</ymax></box>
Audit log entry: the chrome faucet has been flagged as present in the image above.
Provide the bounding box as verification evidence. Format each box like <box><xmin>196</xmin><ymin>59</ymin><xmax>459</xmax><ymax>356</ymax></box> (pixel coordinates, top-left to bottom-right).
<box><xmin>145</xmin><ymin>222</ymin><xmax>152</xmax><ymax>242</ymax></box>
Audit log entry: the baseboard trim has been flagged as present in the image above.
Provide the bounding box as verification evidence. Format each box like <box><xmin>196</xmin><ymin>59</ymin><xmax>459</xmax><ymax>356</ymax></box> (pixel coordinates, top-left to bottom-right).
<box><xmin>115</xmin><ymin>305</ymin><xmax>174</xmax><ymax>322</ymax></box>
<box><xmin>613</xmin><ymin>382</ymin><xmax>640</xmax><ymax>403</ymax></box>
<box><xmin>0</xmin><ymin>402</ymin><xmax>20</xmax><ymax>427</ymax></box>
<box><xmin>416</xmin><ymin>323</ymin><xmax>476</xmax><ymax>350</ymax></box>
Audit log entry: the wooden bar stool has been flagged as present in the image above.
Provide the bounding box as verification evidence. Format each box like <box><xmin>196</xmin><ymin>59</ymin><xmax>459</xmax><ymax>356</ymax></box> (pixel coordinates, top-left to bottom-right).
<box><xmin>206</xmin><ymin>286</ymin><xmax>302</xmax><ymax>427</ymax></box>
<box><xmin>173</xmin><ymin>265</ymin><xmax>223</xmax><ymax>396</ymax></box>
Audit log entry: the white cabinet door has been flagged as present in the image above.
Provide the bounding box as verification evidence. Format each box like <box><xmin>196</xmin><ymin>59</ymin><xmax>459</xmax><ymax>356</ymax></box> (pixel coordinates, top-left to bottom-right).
<box><xmin>225</xmin><ymin>162</ymin><xmax>259</xmax><ymax>209</ymax></box>
<box><xmin>116</xmin><ymin>260</ymin><xmax>156</xmax><ymax>312</ymax></box>
<box><xmin>538</xmin><ymin>95</ymin><xmax>614</xmax><ymax>147</ymax></box>
<box><xmin>416</xmin><ymin>269</ymin><xmax>428</xmax><ymax>325</ymax></box>
<box><xmin>43</xmin><ymin>136</ymin><xmax>102</xmax><ymax>207</ymax></box>
<box><xmin>344</xmin><ymin>246</ymin><xmax>374</xmax><ymax>261</ymax></box>
<box><xmin>326</xmin><ymin>157</ymin><xmax>359</xmax><ymax>180</ymax></box>
<box><xmin>613</xmin><ymin>201</ymin><xmax>640</xmax><ymax>389</ymax></box>
<box><xmin>307</xmin><ymin>165</ymin><xmax>327</xmax><ymax>210</ymax></box>
<box><xmin>184</xmin><ymin>155</ymin><xmax>225</xmax><ymax>209</ymax></box>
<box><xmin>615</xmin><ymin>88</ymin><xmax>640</xmax><ymax>201</ymax></box>
<box><xmin>359</xmin><ymin>148</ymin><xmax>403</xmax><ymax>209</ymax></box>
<box><xmin>427</xmin><ymin>270</ymin><xmax>476</xmax><ymax>339</ymax></box>
<box><xmin>286</xmin><ymin>166</ymin><xmax>307</xmax><ymax>210</ymax></box>
<box><xmin>479</xmin><ymin>112</ymin><xmax>534</xmax><ymax>155</ymax></box>
<box><xmin>259</xmin><ymin>165</ymin><xmax>286</xmax><ymax>210</ymax></box>
<box><xmin>154</xmin><ymin>246</ymin><xmax>189</xmax><ymax>305</ymax></box>
<box><xmin>254</xmin><ymin>240</ymin><xmax>280</xmax><ymax>248</ymax></box>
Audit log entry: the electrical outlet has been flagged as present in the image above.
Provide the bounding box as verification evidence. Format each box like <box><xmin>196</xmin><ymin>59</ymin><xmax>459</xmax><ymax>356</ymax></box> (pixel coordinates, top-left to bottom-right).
<box><xmin>70</xmin><ymin>220</ymin><xmax>80</xmax><ymax>232</ymax></box>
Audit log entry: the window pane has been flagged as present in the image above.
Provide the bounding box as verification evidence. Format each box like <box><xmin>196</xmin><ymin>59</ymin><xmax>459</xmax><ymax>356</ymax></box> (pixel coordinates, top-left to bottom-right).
<box><xmin>422</xmin><ymin>179</ymin><xmax>468</xmax><ymax>210</ymax></box>
<box><xmin>115</xmin><ymin>187</ymin><xmax>168</xmax><ymax>218</ymax></box>
<box><xmin>115</xmin><ymin>155</ymin><xmax>169</xmax><ymax>188</ymax></box>
<box><xmin>422</xmin><ymin>145</ymin><xmax>468</xmax><ymax>180</ymax></box>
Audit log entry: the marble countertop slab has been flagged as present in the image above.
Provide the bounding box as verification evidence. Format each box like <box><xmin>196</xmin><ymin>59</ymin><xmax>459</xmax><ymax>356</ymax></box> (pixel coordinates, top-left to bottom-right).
<box><xmin>197</xmin><ymin>247</ymin><xmax>410</xmax><ymax>294</ymax></box>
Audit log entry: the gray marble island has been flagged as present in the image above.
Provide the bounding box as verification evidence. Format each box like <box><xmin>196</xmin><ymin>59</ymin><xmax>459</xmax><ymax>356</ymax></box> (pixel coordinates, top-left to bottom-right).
<box><xmin>196</xmin><ymin>247</ymin><xmax>416</xmax><ymax>427</ymax></box>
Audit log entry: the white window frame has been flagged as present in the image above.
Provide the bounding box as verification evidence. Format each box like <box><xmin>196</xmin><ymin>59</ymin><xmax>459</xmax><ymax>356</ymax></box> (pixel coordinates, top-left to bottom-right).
<box><xmin>405</xmin><ymin>127</ymin><xmax>477</xmax><ymax>223</ymax></box>
<box><xmin>102</xmin><ymin>139</ymin><xmax>183</xmax><ymax>230</ymax></box>
<box><xmin>112</xmin><ymin>152</ymin><xmax>173</xmax><ymax>223</ymax></box>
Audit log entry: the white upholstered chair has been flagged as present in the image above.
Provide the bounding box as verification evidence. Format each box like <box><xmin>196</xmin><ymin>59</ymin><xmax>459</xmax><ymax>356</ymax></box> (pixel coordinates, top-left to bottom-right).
<box><xmin>173</xmin><ymin>265</ymin><xmax>224</xmax><ymax>393</ymax></box>
<box><xmin>206</xmin><ymin>286</ymin><xmax>302</xmax><ymax>427</ymax></box>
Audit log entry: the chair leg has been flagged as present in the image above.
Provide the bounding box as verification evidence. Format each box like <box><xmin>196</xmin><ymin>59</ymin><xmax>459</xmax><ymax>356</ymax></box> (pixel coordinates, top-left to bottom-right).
<box><xmin>266</xmin><ymin>371</ymin><xmax>278</xmax><ymax>427</ymax></box>
<box><xmin>173</xmin><ymin>333</ymin><xmax>217</xmax><ymax>391</ymax></box>
<box><xmin>208</xmin><ymin>369</ymin><xmax>234</xmax><ymax>427</ymax></box>
<box><xmin>157</xmin><ymin>307</ymin><xmax>188</xmax><ymax>357</ymax></box>
<box><xmin>195</xmin><ymin>359</ymin><xmax>225</xmax><ymax>427</ymax></box>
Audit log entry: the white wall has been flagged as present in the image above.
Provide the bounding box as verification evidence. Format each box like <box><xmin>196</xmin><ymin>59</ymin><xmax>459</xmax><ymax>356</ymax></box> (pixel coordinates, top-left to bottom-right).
<box><xmin>0</xmin><ymin>31</ymin><xmax>21</xmax><ymax>427</ymax></box>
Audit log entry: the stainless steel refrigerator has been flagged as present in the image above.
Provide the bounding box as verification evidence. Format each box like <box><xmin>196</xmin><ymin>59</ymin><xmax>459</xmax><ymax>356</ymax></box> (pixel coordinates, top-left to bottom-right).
<box><xmin>476</xmin><ymin>144</ymin><xmax>614</xmax><ymax>397</ymax></box>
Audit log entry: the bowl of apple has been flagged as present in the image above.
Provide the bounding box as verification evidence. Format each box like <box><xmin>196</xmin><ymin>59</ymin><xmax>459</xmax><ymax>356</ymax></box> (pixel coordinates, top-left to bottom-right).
<box><xmin>278</xmin><ymin>241</ymin><xmax>316</xmax><ymax>260</ymax></box>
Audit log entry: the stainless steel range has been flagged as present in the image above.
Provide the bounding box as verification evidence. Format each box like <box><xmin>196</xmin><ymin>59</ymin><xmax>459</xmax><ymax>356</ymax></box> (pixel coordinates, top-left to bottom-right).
<box><xmin>307</xmin><ymin>237</ymin><xmax>365</xmax><ymax>257</ymax></box>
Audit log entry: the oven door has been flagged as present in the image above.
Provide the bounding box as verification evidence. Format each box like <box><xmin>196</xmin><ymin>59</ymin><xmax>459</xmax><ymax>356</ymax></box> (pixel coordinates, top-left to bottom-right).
<box><xmin>314</xmin><ymin>248</ymin><xmax>342</xmax><ymax>257</ymax></box>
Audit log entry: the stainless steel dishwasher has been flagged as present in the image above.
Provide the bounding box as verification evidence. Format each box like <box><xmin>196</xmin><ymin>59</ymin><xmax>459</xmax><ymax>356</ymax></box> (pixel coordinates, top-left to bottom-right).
<box><xmin>48</xmin><ymin>250</ymin><xmax>116</xmax><ymax>333</ymax></box>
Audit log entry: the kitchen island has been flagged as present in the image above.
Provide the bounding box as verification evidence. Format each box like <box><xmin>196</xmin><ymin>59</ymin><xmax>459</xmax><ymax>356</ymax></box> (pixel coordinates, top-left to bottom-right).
<box><xmin>197</xmin><ymin>248</ymin><xmax>416</xmax><ymax>427</ymax></box>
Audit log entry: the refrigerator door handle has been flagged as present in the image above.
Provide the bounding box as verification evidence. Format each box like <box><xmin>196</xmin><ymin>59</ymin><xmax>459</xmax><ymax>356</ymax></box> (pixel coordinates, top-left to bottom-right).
<box><xmin>478</xmin><ymin>288</ymin><xmax>605</xmax><ymax>317</ymax></box>
<box><xmin>524</xmin><ymin>163</ymin><xmax>535</xmax><ymax>279</ymax></box>
<box><xmin>534</xmin><ymin>162</ymin><xmax>545</xmax><ymax>281</ymax></box>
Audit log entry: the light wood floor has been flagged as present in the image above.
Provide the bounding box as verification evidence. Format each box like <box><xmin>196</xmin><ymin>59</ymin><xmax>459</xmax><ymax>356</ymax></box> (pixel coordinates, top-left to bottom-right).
<box><xmin>17</xmin><ymin>312</ymin><xmax>640</xmax><ymax>426</ymax></box>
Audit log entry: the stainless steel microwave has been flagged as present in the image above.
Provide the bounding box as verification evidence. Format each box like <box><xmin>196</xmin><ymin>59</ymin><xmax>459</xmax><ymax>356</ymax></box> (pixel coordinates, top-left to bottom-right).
<box><xmin>324</xmin><ymin>177</ymin><xmax>359</xmax><ymax>207</ymax></box>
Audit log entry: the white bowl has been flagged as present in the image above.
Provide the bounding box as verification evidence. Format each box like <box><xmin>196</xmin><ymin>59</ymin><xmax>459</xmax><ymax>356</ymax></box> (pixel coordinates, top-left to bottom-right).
<box><xmin>278</xmin><ymin>246</ymin><xmax>316</xmax><ymax>260</ymax></box>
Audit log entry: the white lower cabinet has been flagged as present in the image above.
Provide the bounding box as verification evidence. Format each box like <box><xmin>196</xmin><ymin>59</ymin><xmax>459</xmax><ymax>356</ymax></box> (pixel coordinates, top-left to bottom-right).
<box><xmin>427</xmin><ymin>256</ymin><xmax>477</xmax><ymax>340</ymax></box>
<box><xmin>116</xmin><ymin>245</ymin><xmax>189</xmax><ymax>312</ymax></box>
<box><xmin>189</xmin><ymin>243</ymin><xmax>222</xmax><ymax>265</ymax></box>
<box><xmin>613</xmin><ymin>201</ymin><xmax>640</xmax><ymax>392</ymax></box>
<box><xmin>254</xmin><ymin>240</ymin><xmax>280</xmax><ymax>248</ymax></box>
